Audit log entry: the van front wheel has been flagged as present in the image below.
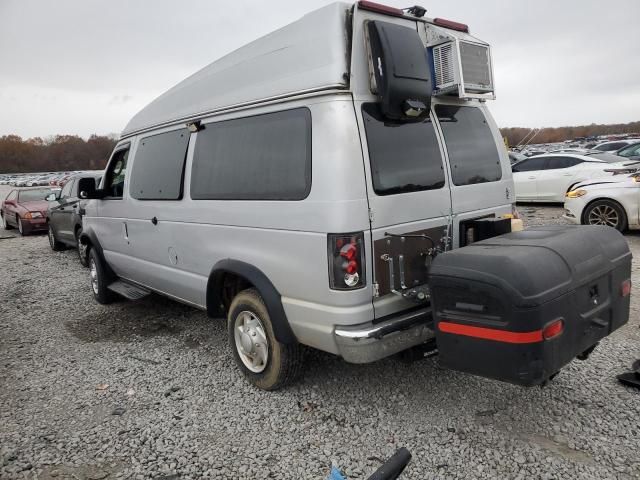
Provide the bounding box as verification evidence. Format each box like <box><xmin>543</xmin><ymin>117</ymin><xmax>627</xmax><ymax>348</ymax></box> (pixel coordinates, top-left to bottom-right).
<box><xmin>228</xmin><ymin>289</ymin><xmax>304</xmax><ymax>390</ymax></box>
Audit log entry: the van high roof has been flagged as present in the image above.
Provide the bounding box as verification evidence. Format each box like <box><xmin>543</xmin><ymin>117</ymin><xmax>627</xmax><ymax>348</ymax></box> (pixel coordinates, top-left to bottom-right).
<box><xmin>122</xmin><ymin>1</ymin><xmax>492</xmax><ymax>138</ymax></box>
<box><xmin>123</xmin><ymin>2</ymin><xmax>351</xmax><ymax>137</ymax></box>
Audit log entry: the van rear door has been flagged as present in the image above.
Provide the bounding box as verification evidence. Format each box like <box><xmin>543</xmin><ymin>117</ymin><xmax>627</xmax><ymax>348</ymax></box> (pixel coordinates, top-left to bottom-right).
<box><xmin>433</xmin><ymin>102</ymin><xmax>515</xmax><ymax>246</ymax></box>
<box><xmin>356</xmin><ymin>101</ymin><xmax>453</xmax><ymax>319</ymax></box>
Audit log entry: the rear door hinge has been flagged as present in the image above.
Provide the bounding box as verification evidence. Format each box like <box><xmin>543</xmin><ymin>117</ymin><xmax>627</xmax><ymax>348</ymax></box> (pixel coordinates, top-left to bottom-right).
<box><xmin>373</xmin><ymin>282</ymin><xmax>380</xmax><ymax>298</ymax></box>
<box><xmin>368</xmin><ymin>208</ymin><xmax>374</xmax><ymax>223</ymax></box>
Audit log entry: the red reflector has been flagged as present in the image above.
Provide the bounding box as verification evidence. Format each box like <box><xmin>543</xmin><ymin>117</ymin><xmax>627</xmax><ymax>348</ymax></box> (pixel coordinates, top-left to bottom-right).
<box><xmin>438</xmin><ymin>322</ymin><xmax>543</xmax><ymax>344</ymax></box>
<box><xmin>542</xmin><ymin>319</ymin><xmax>564</xmax><ymax>340</ymax></box>
<box><xmin>433</xmin><ymin>17</ymin><xmax>469</xmax><ymax>33</ymax></box>
<box><xmin>345</xmin><ymin>260</ymin><xmax>358</xmax><ymax>275</ymax></box>
<box><xmin>358</xmin><ymin>0</ymin><xmax>404</xmax><ymax>17</ymax></box>
<box><xmin>621</xmin><ymin>279</ymin><xmax>632</xmax><ymax>297</ymax></box>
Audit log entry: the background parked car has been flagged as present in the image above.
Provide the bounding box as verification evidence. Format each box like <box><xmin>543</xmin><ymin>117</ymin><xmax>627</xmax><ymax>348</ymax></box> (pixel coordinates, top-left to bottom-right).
<box><xmin>593</xmin><ymin>139</ymin><xmax>638</xmax><ymax>152</ymax></box>
<box><xmin>1</xmin><ymin>187</ymin><xmax>60</xmax><ymax>235</ymax></box>
<box><xmin>508</xmin><ymin>151</ymin><xmax>527</xmax><ymax>164</ymax></box>
<box><xmin>47</xmin><ymin>172</ymin><xmax>102</xmax><ymax>265</ymax></box>
<box><xmin>511</xmin><ymin>153</ymin><xmax>636</xmax><ymax>202</ymax></box>
<box><xmin>564</xmin><ymin>174</ymin><xmax>640</xmax><ymax>231</ymax></box>
<box><xmin>614</xmin><ymin>141</ymin><xmax>640</xmax><ymax>160</ymax></box>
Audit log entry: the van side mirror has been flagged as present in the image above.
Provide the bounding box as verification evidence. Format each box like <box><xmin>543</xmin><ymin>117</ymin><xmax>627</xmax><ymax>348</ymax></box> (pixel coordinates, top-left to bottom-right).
<box><xmin>78</xmin><ymin>177</ymin><xmax>101</xmax><ymax>199</ymax></box>
<box><xmin>365</xmin><ymin>20</ymin><xmax>433</xmax><ymax>121</ymax></box>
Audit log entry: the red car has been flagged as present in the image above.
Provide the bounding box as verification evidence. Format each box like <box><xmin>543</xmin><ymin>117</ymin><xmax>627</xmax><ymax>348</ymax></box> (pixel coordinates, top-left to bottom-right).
<box><xmin>1</xmin><ymin>187</ymin><xmax>59</xmax><ymax>235</ymax></box>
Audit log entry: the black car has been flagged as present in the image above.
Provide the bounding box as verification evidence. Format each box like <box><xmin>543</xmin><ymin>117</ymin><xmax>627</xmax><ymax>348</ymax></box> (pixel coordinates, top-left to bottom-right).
<box><xmin>46</xmin><ymin>172</ymin><xmax>102</xmax><ymax>266</ymax></box>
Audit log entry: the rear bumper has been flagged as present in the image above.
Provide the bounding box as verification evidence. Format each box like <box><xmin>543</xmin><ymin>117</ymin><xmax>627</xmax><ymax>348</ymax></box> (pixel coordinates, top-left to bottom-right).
<box><xmin>334</xmin><ymin>307</ymin><xmax>434</xmax><ymax>363</ymax></box>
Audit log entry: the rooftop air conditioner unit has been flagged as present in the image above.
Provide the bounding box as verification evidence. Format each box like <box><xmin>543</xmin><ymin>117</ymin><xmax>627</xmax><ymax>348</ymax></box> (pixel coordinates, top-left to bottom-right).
<box><xmin>431</xmin><ymin>39</ymin><xmax>495</xmax><ymax>100</ymax></box>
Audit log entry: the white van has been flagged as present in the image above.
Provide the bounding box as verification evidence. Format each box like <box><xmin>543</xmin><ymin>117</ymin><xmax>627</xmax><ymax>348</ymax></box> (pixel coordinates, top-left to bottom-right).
<box><xmin>79</xmin><ymin>2</ymin><xmax>630</xmax><ymax>390</ymax></box>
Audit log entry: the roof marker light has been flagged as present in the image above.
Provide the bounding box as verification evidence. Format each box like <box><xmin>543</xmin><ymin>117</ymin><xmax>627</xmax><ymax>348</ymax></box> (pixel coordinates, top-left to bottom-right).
<box><xmin>358</xmin><ymin>1</ymin><xmax>405</xmax><ymax>18</ymax></box>
<box><xmin>433</xmin><ymin>17</ymin><xmax>469</xmax><ymax>33</ymax></box>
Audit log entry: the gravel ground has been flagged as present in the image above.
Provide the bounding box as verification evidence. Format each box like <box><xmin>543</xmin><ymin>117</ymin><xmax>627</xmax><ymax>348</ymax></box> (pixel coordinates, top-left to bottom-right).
<box><xmin>1</xmin><ymin>198</ymin><xmax>639</xmax><ymax>480</ymax></box>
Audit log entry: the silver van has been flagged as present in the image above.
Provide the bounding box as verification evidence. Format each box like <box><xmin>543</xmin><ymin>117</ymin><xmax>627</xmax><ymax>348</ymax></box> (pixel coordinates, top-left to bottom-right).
<box><xmin>79</xmin><ymin>2</ymin><xmax>625</xmax><ymax>390</ymax></box>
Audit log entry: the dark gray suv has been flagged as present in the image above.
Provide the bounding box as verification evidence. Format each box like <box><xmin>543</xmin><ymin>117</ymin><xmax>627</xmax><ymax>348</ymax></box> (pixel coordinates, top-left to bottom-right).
<box><xmin>47</xmin><ymin>172</ymin><xmax>102</xmax><ymax>266</ymax></box>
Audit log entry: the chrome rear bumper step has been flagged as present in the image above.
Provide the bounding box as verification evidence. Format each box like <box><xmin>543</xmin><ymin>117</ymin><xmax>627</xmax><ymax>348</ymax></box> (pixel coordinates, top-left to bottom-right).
<box><xmin>334</xmin><ymin>307</ymin><xmax>434</xmax><ymax>364</ymax></box>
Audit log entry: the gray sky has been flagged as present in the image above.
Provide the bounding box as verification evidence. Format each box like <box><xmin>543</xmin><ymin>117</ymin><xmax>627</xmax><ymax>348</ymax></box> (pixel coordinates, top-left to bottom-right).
<box><xmin>1</xmin><ymin>0</ymin><xmax>638</xmax><ymax>138</ymax></box>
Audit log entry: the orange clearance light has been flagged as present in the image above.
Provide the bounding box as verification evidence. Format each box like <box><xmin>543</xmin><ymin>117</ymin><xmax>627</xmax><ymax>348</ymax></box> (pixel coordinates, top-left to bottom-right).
<box><xmin>621</xmin><ymin>279</ymin><xmax>632</xmax><ymax>297</ymax></box>
<box><xmin>542</xmin><ymin>319</ymin><xmax>564</xmax><ymax>340</ymax></box>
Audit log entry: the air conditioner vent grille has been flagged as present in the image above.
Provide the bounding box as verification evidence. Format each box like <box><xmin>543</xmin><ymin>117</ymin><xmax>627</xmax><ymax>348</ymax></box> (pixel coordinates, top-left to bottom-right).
<box><xmin>433</xmin><ymin>43</ymin><xmax>455</xmax><ymax>88</ymax></box>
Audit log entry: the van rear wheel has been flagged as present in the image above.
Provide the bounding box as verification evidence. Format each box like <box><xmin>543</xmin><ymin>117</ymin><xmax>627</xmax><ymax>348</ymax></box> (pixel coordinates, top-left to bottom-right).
<box><xmin>227</xmin><ymin>288</ymin><xmax>304</xmax><ymax>390</ymax></box>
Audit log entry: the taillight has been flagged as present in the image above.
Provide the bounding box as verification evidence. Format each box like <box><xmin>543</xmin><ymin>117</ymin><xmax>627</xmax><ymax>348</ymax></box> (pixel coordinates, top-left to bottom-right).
<box><xmin>621</xmin><ymin>279</ymin><xmax>632</xmax><ymax>297</ymax></box>
<box><xmin>328</xmin><ymin>232</ymin><xmax>366</xmax><ymax>290</ymax></box>
<box><xmin>542</xmin><ymin>319</ymin><xmax>564</xmax><ymax>340</ymax></box>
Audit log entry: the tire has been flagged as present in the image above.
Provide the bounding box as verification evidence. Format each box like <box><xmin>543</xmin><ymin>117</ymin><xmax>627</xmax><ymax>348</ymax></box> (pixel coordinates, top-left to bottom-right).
<box><xmin>17</xmin><ymin>217</ymin><xmax>25</xmax><ymax>236</ymax></box>
<box><xmin>228</xmin><ymin>288</ymin><xmax>304</xmax><ymax>390</ymax></box>
<box><xmin>1</xmin><ymin>211</ymin><xmax>13</xmax><ymax>230</ymax></box>
<box><xmin>48</xmin><ymin>225</ymin><xmax>66</xmax><ymax>251</ymax></box>
<box><xmin>583</xmin><ymin>199</ymin><xmax>627</xmax><ymax>232</ymax></box>
<box><xmin>75</xmin><ymin>227</ymin><xmax>89</xmax><ymax>267</ymax></box>
<box><xmin>89</xmin><ymin>248</ymin><xmax>116</xmax><ymax>304</ymax></box>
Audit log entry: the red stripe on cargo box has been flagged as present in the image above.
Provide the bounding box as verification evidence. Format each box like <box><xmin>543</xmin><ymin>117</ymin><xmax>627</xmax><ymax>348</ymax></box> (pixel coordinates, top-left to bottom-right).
<box><xmin>438</xmin><ymin>322</ymin><xmax>543</xmax><ymax>344</ymax></box>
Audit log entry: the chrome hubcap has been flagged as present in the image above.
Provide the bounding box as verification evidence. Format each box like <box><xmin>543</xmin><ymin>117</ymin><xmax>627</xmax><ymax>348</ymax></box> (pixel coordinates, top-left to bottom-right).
<box><xmin>234</xmin><ymin>311</ymin><xmax>269</xmax><ymax>373</ymax></box>
<box><xmin>90</xmin><ymin>259</ymin><xmax>99</xmax><ymax>294</ymax></box>
<box><xmin>588</xmin><ymin>205</ymin><xmax>619</xmax><ymax>228</ymax></box>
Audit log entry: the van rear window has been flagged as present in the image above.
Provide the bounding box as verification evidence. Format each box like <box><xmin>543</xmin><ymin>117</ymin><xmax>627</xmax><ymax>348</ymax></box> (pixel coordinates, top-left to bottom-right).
<box><xmin>435</xmin><ymin>105</ymin><xmax>502</xmax><ymax>186</ymax></box>
<box><xmin>191</xmin><ymin>108</ymin><xmax>311</xmax><ymax>201</ymax></box>
<box><xmin>362</xmin><ymin>103</ymin><xmax>445</xmax><ymax>196</ymax></box>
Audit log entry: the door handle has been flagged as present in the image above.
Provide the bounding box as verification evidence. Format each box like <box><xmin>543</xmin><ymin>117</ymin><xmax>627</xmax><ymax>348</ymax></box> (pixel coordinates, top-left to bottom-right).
<box><xmin>528</xmin><ymin>176</ymin><xmax>536</xmax><ymax>180</ymax></box>
<box><xmin>151</xmin><ymin>216</ymin><xmax>158</xmax><ymax>225</ymax></box>
<box><xmin>122</xmin><ymin>222</ymin><xmax>129</xmax><ymax>241</ymax></box>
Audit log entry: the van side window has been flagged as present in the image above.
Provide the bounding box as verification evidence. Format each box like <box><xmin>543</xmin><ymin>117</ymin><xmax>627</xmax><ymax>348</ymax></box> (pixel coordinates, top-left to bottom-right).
<box><xmin>103</xmin><ymin>148</ymin><xmax>130</xmax><ymax>199</ymax></box>
<box><xmin>435</xmin><ymin>105</ymin><xmax>502</xmax><ymax>186</ymax></box>
<box><xmin>191</xmin><ymin>108</ymin><xmax>311</xmax><ymax>200</ymax></box>
<box><xmin>362</xmin><ymin>103</ymin><xmax>445</xmax><ymax>195</ymax></box>
<box><xmin>129</xmin><ymin>129</ymin><xmax>190</xmax><ymax>200</ymax></box>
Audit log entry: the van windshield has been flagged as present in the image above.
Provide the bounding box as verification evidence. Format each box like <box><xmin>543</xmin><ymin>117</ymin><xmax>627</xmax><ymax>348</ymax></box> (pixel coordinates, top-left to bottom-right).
<box><xmin>435</xmin><ymin>105</ymin><xmax>502</xmax><ymax>186</ymax></box>
<box><xmin>362</xmin><ymin>103</ymin><xmax>445</xmax><ymax>196</ymax></box>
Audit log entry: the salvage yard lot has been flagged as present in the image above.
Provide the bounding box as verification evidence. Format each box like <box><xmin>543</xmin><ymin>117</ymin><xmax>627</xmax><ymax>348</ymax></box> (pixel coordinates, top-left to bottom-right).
<box><xmin>1</xmin><ymin>200</ymin><xmax>639</xmax><ymax>479</ymax></box>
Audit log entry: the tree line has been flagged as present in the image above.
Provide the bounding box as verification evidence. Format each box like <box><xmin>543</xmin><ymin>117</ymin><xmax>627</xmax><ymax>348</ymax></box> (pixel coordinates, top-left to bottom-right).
<box><xmin>0</xmin><ymin>135</ymin><xmax>117</xmax><ymax>174</ymax></box>
<box><xmin>501</xmin><ymin>120</ymin><xmax>640</xmax><ymax>148</ymax></box>
<box><xmin>1</xmin><ymin>119</ymin><xmax>640</xmax><ymax>173</ymax></box>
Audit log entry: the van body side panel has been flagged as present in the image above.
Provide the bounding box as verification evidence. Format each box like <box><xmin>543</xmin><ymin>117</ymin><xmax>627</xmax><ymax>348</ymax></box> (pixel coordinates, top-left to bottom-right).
<box><xmin>104</xmin><ymin>94</ymin><xmax>375</xmax><ymax>352</ymax></box>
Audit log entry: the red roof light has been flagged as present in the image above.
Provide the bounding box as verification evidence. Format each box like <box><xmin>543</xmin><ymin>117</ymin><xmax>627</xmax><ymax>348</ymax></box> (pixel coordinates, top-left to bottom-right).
<box><xmin>358</xmin><ymin>1</ymin><xmax>405</xmax><ymax>18</ymax></box>
<box><xmin>433</xmin><ymin>17</ymin><xmax>469</xmax><ymax>33</ymax></box>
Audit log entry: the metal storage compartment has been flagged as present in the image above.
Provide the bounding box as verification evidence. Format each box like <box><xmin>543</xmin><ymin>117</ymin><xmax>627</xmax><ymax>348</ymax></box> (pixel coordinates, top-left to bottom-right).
<box><xmin>429</xmin><ymin>225</ymin><xmax>632</xmax><ymax>386</ymax></box>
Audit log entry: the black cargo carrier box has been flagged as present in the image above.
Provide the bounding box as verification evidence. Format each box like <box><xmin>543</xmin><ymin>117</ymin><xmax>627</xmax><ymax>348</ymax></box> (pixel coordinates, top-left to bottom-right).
<box><xmin>429</xmin><ymin>226</ymin><xmax>631</xmax><ymax>386</ymax></box>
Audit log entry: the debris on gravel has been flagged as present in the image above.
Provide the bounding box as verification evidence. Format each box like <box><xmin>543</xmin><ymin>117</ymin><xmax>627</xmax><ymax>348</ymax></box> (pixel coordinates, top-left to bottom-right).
<box><xmin>1</xmin><ymin>205</ymin><xmax>639</xmax><ymax>479</ymax></box>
